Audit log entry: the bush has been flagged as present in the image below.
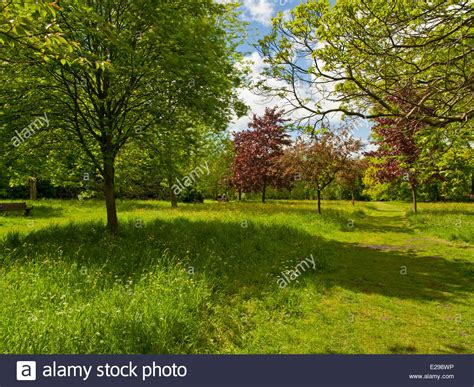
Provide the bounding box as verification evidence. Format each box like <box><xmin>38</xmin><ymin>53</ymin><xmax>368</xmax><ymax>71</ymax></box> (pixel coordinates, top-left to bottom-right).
<box><xmin>179</xmin><ymin>186</ymin><xmax>204</xmax><ymax>203</ymax></box>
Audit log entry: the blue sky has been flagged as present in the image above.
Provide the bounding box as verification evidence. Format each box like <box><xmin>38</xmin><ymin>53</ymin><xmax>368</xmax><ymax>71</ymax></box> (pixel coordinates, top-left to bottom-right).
<box><xmin>238</xmin><ymin>0</ymin><xmax>302</xmax><ymax>53</ymax></box>
<box><xmin>230</xmin><ymin>0</ymin><xmax>372</xmax><ymax>144</ymax></box>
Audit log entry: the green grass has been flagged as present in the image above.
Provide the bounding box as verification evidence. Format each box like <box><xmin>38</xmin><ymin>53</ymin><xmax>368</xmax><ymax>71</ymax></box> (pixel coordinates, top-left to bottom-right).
<box><xmin>406</xmin><ymin>202</ymin><xmax>474</xmax><ymax>243</ymax></box>
<box><xmin>0</xmin><ymin>199</ymin><xmax>473</xmax><ymax>354</ymax></box>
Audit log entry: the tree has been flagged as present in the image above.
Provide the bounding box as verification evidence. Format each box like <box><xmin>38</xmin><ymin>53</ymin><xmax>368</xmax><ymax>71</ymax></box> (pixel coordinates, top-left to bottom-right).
<box><xmin>257</xmin><ymin>0</ymin><xmax>473</xmax><ymax>128</ymax></box>
<box><xmin>231</xmin><ymin>107</ymin><xmax>291</xmax><ymax>203</ymax></box>
<box><xmin>3</xmin><ymin>0</ymin><xmax>245</xmax><ymax>233</ymax></box>
<box><xmin>196</xmin><ymin>134</ymin><xmax>235</xmax><ymax>200</ymax></box>
<box><xmin>280</xmin><ymin>126</ymin><xmax>362</xmax><ymax>214</ymax></box>
<box><xmin>139</xmin><ymin>77</ymin><xmax>238</xmax><ymax>208</ymax></box>
<box><xmin>366</xmin><ymin>88</ymin><xmax>453</xmax><ymax>213</ymax></box>
<box><xmin>144</xmin><ymin>119</ymin><xmax>201</xmax><ymax>208</ymax></box>
<box><xmin>368</xmin><ymin>129</ymin><xmax>423</xmax><ymax>213</ymax></box>
<box><xmin>337</xmin><ymin>158</ymin><xmax>367</xmax><ymax>206</ymax></box>
<box><xmin>423</xmin><ymin>121</ymin><xmax>473</xmax><ymax>201</ymax></box>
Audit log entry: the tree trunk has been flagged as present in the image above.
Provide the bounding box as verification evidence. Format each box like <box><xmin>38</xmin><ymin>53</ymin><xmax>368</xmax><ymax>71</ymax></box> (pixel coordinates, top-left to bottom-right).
<box><xmin>29</xmin><ymin>177</ymin><xmax>37</xmax><ymax>201</ymax></box>
<box><xmin>103</xmin><ymin>156</ymin><xmax>119</xmax><ymax>233</ymax></box>
<box><xmin>411</xmin><ymin>184</ymin><xmax>418</xmax><ymax>213</ymax></box>
<box><xmin>434</xmin><ymin>184</ymin><xmax>440</xmax><ymax>202</ymax></box>
<box><xmin>262</xmin><ymin>181</ymin><xmax>266</xmax><ymax>203</ymax></box>
<box><xmin>169</xmin><ymin>176</ymin><xmax>178</xmax><ymax>208</ymax></box>
<box><xmin>317</xmin><ymin>189</ymin><xmax>321</xmax><ymax>214</ymax></box>
<box><xmin>238</xmin><ymin>188</ymin><xmax>242</xmax><ymax>201</ymax></box>
<box><xmin>170</xmin><ymin>192</ymin><xmax>178</xmax><ymax>208</ymax></box>
<box><xmin>471</xmin><ymin>172</ymin><xmax>474</xmax><ymax>200</ymax></box>
<box><xmin>351</xmin><ymin>190</ymin><xmax>355</xmax><ymax>206</ymax></box>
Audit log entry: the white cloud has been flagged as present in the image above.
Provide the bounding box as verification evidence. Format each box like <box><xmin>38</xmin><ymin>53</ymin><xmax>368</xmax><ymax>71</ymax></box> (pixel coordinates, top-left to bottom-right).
<box><xmin>229</xmin><ymin>52</ymin><xmax>282</xmax><ymax>132</ymax></box>
<box><xmin>242</xmin><ymin>0</ymin><xmax>275</xmax><ymax>26</ymax></box>
<box><xmin>229</xmin><ymin>52</ymin><xmax>310</xmax><ymax>132</ymax></box>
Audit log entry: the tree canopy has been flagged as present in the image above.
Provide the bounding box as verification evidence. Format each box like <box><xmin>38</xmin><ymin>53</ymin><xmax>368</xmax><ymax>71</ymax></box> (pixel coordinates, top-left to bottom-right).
<box><xmin>258</xmin><ymin>0</ymin><xmax>473</xmax><ymax>128</ymax></box>
<box><xmin>231</xmin><ymin>107</ymin><xmax>291</xmax><ymax>203</ymax></box>
<box><xmin>1</xmin><ymin>0</ymin><xmax>247</xmax><ymax>232</ymax></box>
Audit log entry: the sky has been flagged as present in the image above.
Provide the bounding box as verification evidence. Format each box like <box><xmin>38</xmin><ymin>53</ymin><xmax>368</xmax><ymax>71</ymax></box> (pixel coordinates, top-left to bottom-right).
<box><xmin>230</xmin><ymin>0</ymin><xmax>373</xmax><ymax>144</ymax></box>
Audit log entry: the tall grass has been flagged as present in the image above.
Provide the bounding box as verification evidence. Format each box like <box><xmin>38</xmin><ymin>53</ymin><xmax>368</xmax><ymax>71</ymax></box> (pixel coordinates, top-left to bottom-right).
<box><xmin>0</xmin><ymin>200</ymin><xmax>472</xmax><ymax>354</ymax></box>
<box><xmin>1</xmin><ymin>224</ymin><xmax>212</xmax><ymax>353</ymax></box>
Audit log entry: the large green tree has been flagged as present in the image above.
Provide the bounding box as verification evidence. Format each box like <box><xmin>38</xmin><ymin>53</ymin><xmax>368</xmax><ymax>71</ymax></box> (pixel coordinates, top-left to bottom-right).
<box><xmin>2</xmin><ymin>0</ymin><xmax>245</xmax><ymax>232</ymax></box>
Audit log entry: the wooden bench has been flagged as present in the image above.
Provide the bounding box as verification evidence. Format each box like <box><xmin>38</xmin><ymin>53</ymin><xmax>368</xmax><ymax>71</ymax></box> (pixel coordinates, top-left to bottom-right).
<box><xmin>0</xmin><ymin>202</ymin><xmax>32</xmax><ymax>216</ymax></box>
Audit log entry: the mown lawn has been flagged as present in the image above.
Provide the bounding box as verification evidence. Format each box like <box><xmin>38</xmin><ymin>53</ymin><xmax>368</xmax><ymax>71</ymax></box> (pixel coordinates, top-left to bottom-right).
<box><xmin>0</xmin><ymin>199</ymin><xmax>472</xmax><ymax>354</ymax></box>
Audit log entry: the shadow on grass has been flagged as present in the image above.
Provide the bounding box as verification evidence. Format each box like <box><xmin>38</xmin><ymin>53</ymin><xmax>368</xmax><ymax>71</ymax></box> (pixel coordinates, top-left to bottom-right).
<box><xmin>28</xmin><ymin>204</ymin><xmax>64</xmax><ymax>218</ymax></box>
<box><xmin>345</xmin><ymin>215</ymin><xmax>415</xmax><ymax>234</ymax></box>
<box><xmin>0</xmin><ymin>204</ymin><xmax>64</xmax><ymax>219</ymax></box>
<box><xmin>2</xmin><ymin>218</ymin><xmax>472</xmax><ymax>305</ymax></box>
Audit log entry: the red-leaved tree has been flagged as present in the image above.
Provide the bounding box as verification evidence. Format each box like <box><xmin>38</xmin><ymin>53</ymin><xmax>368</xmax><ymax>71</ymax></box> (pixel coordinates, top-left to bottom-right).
<box><xmin>280</xmin><ymin>126</ymin><xmax>363</xmax><ymax>214</ymax></box>
<box><xmin>231</xmin><ymin>107</ymin><xmax>291</xmax><ymax>202</ymax></box>
<box><xmin>368</xmin><ymin>89</ymin><xmax>438</xmax><ymax>213</ymax></box>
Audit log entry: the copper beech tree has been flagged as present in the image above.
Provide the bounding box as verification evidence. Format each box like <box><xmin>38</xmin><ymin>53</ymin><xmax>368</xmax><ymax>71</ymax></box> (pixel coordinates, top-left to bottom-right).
<box><xmin>280</xmin><ymin>127</ymin><xmax>362</xmax><ymax>214</ymax></box>
<box><xmin>231</xmin><ymin>107</ymin><xmax>291</xmax><ymax>203</ymax></box>
<box><xmin>367</xmin><ymin>91</ymin><xmax>441</xmax><ymax>213</ymax></box>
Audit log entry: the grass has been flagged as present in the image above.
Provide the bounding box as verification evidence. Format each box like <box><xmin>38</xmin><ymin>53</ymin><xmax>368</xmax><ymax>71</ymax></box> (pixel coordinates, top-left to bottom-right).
<box><xmin>406</xmin><ymin>202</ymin><xmax>474</xmax><ymax>243</ymax></box>
<box><xmin>0</xmin><ymin>199</ymin><xmax>473</xmax><ymax>354</ymax></box>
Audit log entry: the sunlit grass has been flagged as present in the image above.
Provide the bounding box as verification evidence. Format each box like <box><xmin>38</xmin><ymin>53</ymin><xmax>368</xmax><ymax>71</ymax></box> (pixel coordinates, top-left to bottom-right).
<box><xmin>406</xmin><ymin>202</ymin><xmax>473</xmax><ymax>243</ymax></box>
<box><xmin>1</xmin><ymin>199</ymin><xmax>473</xmax><ymax>353</ymax></box>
